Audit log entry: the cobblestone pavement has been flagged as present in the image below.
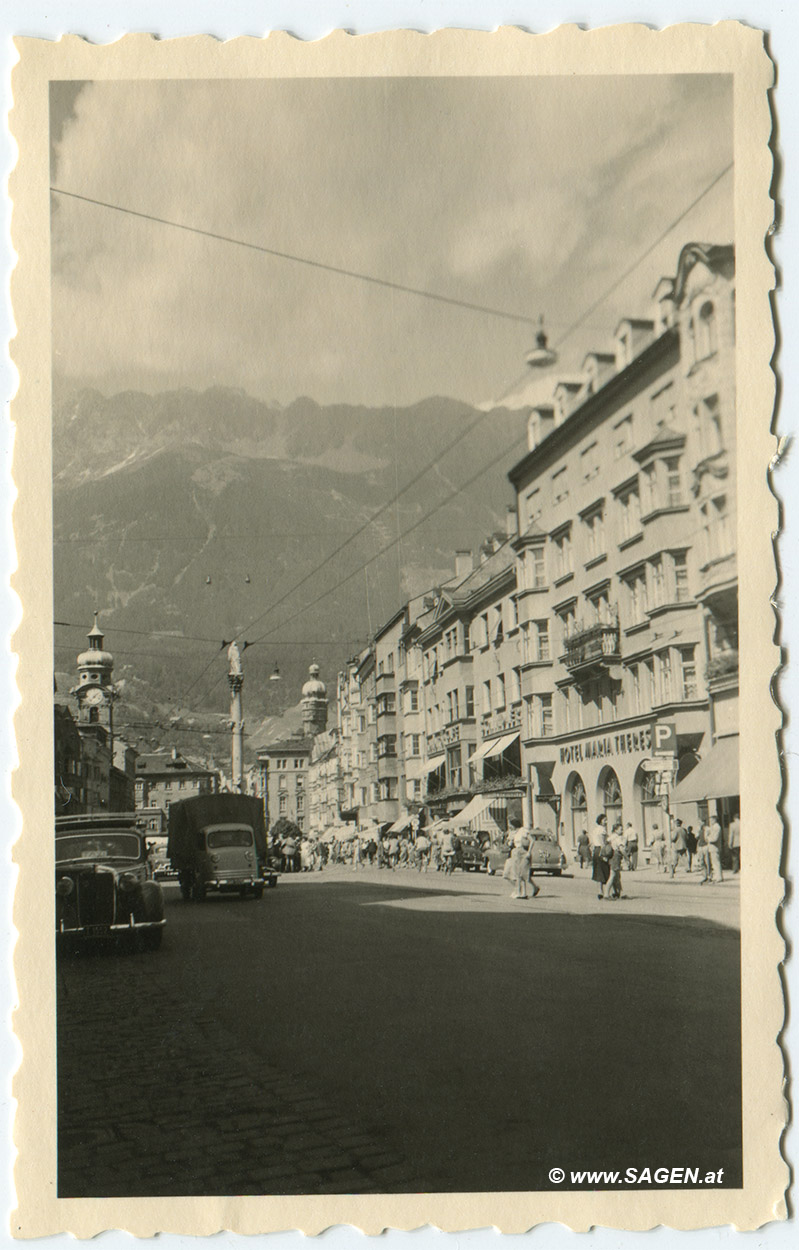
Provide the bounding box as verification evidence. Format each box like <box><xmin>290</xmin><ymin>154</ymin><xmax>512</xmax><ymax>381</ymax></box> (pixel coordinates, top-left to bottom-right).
<box><xmin>57</xmin><ymin>937</ymin><xmax>421</xmax><ymax>1197</ymax></box>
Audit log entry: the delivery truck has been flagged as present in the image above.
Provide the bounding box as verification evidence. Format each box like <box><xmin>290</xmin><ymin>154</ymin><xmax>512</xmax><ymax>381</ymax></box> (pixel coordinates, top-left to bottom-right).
<box><xmin>167</xmin><ymin>793</ymin><xmax>276</xmax><ymax>901</ymax></box>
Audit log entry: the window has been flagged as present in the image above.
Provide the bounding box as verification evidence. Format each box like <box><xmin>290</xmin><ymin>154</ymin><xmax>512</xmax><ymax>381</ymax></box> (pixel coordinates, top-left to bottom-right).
<box><xmin>378</xmin><ymin>735</ymin><xmax>397</xmax><ymax>758</ymax></box>
<box><xmin>619</xmin><ymin>484</ymin><xmax>641</xmax><ymax>539</ymax></box>
<box><xmin>369</xmin><ymin>743</ymin><xmax>378</xmax><ymax>763</ymax></box>
<box><xmin>645</xmin><ymin>659</ymin><xmax>656</xmax><ymax>706</ymax></box>
<box><xmin>371</xmin><ymin>782</ymin><xmax>380</xmax><ymax>803</ymax></box>
<box><xmin>368</xmin><ymin>705</ymin><xmax>376</xmax><ymax>724</ymax></box>
<box><xmin>496</xmin><ymin>674</ymin><xmax>506</xmax><ymax>710</ymax></box>
<box><xmin>538</xmin><ymin>693</ymin><xmax>554</xmax><ymax>737</ymax></box>
<box><xmin>552</xmin><ymin>465</ymin><xmax>570</xmax><ymax>505</ymax></box>
<box><xmin>553</xmin><ymin>528</ymin><xmax>573</xmax><ymax>579</ymax></box>
<box><xmin>650</xmin><ymin>381</ymin><xmax>676</xmax><ymax>429</ymax></box>
<box><xmin>665</xmin><ymin>457</ymin><xmax>683</xmax><ymax>507</ymax></box>
<box><xmin>580</xmin><ymin>441</ymin><xmax>600</xmax><ymax>482</ymax></box>
<box><xmin>614</xmin><ymin>414</ymin><xmax>634</xmax><ymax>458</ymax></box>
<box><xmin>511</xmin><ymin>597</ymin><xmax>520</xmax><ymax>628</ymax></box>
<box><xmin>412</xmin><ymin>779</ymin><xmax>422</xmax><ymax>800</ymax></box>
<box><xmin>377</xmin><ymin>692</ymin><xmax>396</xmax><ymax>716</ymax></box>
<box><xmin>529</xmin><ymin>545</ymin><xmax>546</xmax><ymax>589</ymax></box>
<box><xmin>584</xmin><ymin>508</ymin><xmax>605</xmax><ymax>561</ymax></box>
<box><xmin>296</xmin><ymin>793</ymin><xmax>304</xmax><ymax>813</ymax></box>
<box><xmin>657</xmin><ymin>651</ymin><xmax>673</xmax><ymax>703</ymax></box>
<box><xmin>701</xmin><ymin>494</ymin><xmax>732</xmax><ymax>563</ymax></box>
<box><xmin>447</xmin><ymin>689</ymin><xmax>460</xmax><ymax>723</ymax></box>
<box><xmin>483</xmin><ymin>679</ymin><xmax>492</xmax><ymax>714</ymax></box>
<box><xmin>512</xmin><ymin>666</ymin><xmax>522</xmax><ymax>702</ymax></box>
<box><xmin>588</xmin><ymin>590</ymin><xmax>611</xmax><ymax>624</ymax></box>
<box><xmin>629</xmin><ymin>663</ymin><xmax>642</xmax><ymax>714</ymax></box>
<box><xmin>624</xmin><ymin>569</ymin><xmax>648</xmax><ymax>625</ymax></box>
<box><xmin>696</xmin><ymin>393</ymin><xmax>723</xmax><ymax>458</ymax></box>
<box><xmin>650</xmin><ymin>557</ymin><xmax>666</xmax><ymax>608</ymax></box>
<box><xmin>293</xmin><ymin>757</ymin><xmax>303</xmax><ymax>769</ymax></box>
<box><xmin>358</xmin><ymin>716</ymin><xmax>366</xmax><ymax>734</ymax></box>
<box><xmin>695</xmin><ymin>301</ymin><xmax>717</xmax><ymax>360</ymax></box>
<box><xmin>557</xmin><ymin>602</ymin><xmax>577</xmax><ymax>643</ymax></box>
<box><xmin>680</xmin><ymin>646</ymin><xmax>698</xmax><ymax>699</ymax></box>
<box><xmin>448</xmin><ymin>745</ymin><xmax>463</xmax><ymax>790</ymax></box>
<box><xmin>673</xmin><ymin>552</ymin><xmax>690</xmax><ymax>602</ymax></box>
<box><xmin>465</xmin><ymin>686</ymin><xmax>475</xmax><ymax>718</ymax></box>
<box><xmin>641</xmin><ymin>463</ymin><xmax>657</xmax><ymax>515</ymax></box>
<box><xmin>532</xmin><ymin>619</ymin><xmax>550</xmax><ymax>661</ymax></box>
<box><xmin>279</xmin><ymin>793</ymin><xmax>287</xmax><ymax>814</ymax></box>
<box><xmin>407</xmin><ymin>687</ymin><xmax>419</xmax><ymax>713</ymax></box>
<box><xmin>524</xmin><ymin>488</ymin><xmax>542</xmax><ymax>528</ymax></box>
<box><xmin>409</xmin><ymin>734</ymin><xmax>421</xmax><ymax>757</ymax></box>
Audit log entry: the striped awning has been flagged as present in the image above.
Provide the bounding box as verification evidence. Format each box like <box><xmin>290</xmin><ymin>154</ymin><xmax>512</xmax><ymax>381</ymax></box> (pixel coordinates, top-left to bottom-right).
<box><xmin>422</xmin><ymin>754</ymin><xmax>446</xmax><ymax>774</ymax></box>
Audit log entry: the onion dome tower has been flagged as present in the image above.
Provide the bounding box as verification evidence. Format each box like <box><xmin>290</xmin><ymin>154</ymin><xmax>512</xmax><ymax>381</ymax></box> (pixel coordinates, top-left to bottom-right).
<box><xmin>301</xmin><ymin>662</ymin><xmax>328</xmax><ymax>738</ymax></box>
<box><xmin>70</xmin><ymin>611</ymin><xmax>118</xmax><ymax>734</ymax></box>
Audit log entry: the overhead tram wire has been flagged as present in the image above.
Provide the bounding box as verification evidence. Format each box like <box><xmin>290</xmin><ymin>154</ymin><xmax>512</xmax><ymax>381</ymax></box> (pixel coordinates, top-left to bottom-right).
<box><xmin>50</xmin><ymin>186</ymin><xmax>537</xmax><ymax>329</ymax></box>
<box><xmin>59</xmin><ymin>162</ymin><xmax>734</xmax><ymax>714</ymax></box>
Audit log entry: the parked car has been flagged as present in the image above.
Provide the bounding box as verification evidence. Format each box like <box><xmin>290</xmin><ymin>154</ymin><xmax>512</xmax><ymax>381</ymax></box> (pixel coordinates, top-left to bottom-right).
<box><xmin>484</xmin><ymin>829</ymin><xmax>566</xmax><ymax>876</ymax></box>
<box><xmin>55</xmin><ymin>814</ymin><xmax>166</xmax><ymax>949</ymax></box>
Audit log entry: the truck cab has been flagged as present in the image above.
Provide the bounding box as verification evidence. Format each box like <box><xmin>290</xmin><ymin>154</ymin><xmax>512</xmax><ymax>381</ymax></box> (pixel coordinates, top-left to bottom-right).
<box><xmin>167</xmin><ymin>794</ymin><xmax>276</xmax><ymax>901</ymax></box>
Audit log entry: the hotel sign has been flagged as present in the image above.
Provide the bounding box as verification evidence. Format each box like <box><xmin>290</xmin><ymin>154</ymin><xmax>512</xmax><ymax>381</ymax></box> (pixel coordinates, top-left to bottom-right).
<box><xmin>559</xmin><ymin>725</ymin><xmax>653</xmax><ymax>765</ymax></box>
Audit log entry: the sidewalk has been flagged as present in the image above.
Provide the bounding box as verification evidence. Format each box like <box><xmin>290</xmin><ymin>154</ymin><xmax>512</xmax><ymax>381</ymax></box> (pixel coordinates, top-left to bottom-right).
<box><xmin>275</xmin><ymin>860</ymin><xmax>741</xmax><ymax>928</ymax></box>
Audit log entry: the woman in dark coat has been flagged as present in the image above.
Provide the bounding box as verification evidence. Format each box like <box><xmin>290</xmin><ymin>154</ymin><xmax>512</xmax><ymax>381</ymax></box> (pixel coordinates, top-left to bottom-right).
<box><xmin>592</xmin><ymin>829</ymin><xmax>612</xmax><ymax>898</ymax></box>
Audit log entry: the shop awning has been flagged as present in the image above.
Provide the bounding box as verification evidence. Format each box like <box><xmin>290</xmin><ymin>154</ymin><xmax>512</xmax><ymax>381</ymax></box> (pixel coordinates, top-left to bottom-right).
<box><xmin>673</xmin><ymin>736</ymin><xmax>739</xmax><ymax>803</ymax></box>
<box><xmin>469</xmin><ymin>740</ymin><xmax>495</xmax><ymax>763</ymax></box>
<box><xmin>422</xmin><ymin>754</ymin><xmax>446</xmax><ymax>774</ymax></box>
<box><xmin>483</xmin><ymin>731</ymin><xmax>520</xmax><ymax>759</ymax></box>
<box><xmin>386</xmin><ymin>815</ymin><xmax>412</xmax><ymax>834</ymax></box>
<box><xmin>451</xmin><ymin>794</ymin><xmax>497</xmax><ymax>826</ymax></box>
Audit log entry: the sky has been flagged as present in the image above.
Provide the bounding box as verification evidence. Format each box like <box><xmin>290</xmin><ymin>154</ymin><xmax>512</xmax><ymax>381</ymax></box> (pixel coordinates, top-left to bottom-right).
<box><xmin>50</xmin><ymin>74</ymin><xmax>733</xmax><ymax>409</ymax></box>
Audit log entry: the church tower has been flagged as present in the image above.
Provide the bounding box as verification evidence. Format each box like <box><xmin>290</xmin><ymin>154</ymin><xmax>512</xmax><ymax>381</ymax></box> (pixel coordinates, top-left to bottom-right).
<box><xmin>70</xmin><ymin>612</ymin><xmax>118</xmax><ymax>740</ymax></box>
<box><xmin>301</xmin><ymin>662</ymin><xmax>328</xmax><ymax>738</ymax></box>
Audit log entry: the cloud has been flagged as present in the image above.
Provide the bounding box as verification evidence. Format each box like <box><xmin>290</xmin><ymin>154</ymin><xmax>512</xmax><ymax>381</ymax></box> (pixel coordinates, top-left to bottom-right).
<box><xmin>50</xmin><ymin>75</ymin><xmax>733</xmax><ymax>407</ymax></box>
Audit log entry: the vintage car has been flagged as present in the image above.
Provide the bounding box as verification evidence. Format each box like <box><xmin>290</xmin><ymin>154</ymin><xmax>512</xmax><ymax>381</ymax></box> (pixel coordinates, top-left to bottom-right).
<box><xmin>458</xmin><ymin>831</ymin><xmax>492</xmax><ymax>871</ymax></box>
<box><xmin>484</xmin><ymin>829</ymin><xmax>567</xmax><ymax>876</ymax></box>
<box><xmin>55</xmin><ymin>814</ymin><xmax>166</xmax><ymax>948</ymax></box>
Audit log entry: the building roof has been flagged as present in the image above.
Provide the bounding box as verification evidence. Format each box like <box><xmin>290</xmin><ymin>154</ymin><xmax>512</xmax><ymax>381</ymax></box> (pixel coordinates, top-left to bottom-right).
<box><xmin>135</xmin><ymin>751</ymin><xmax>215</xmax><ymax>776</ymax></box>
<box><xmin>257</xmin><ymin>736</ymin><xmax>314</xmax><ymax>758</ymax></box>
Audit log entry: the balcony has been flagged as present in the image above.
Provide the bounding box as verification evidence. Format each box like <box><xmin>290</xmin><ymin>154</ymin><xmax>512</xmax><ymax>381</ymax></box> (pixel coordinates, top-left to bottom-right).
<box><xmin>480</xmin><ymin>707</ymin><xmax>522</xmax><ymax>737</ymax></box>
<box><xmin>697</xmin><ymin>551</ymin><xmax>737</xmax><ymax>606</ymax></box>
<box><xmin>561</xmin><ymin>620</ymin><xmax>621</xmax><ymax>680</ymax></box>
<box><xmin>705</xmin><ymin>649</ymin><xmax>738</xmax><ymax>695</ymax></box>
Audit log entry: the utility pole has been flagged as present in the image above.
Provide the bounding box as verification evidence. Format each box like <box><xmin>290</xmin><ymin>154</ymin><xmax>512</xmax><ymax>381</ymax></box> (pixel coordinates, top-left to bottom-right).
<box><xmin>227</xmin><ymin>641</ymin><xmax>244</xmax><ymax>792</ymax></box>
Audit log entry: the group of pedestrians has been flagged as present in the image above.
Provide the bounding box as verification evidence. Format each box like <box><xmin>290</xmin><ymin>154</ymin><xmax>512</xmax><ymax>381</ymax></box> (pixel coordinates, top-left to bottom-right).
<box><xmin>578</xmin><ymin>810</ymin><xmax>738</xmax><ymax>891</ymax></box>
<box><xmin>587</xmin><ymin>815</ymin><xmax>628</xmax><ymax>902</ymax></box>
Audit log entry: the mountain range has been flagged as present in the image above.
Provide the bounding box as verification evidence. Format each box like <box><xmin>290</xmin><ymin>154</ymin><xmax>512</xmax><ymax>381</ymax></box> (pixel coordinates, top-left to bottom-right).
<box><xmin>53</xmin><ymin>384</ymin><xmax>527</xmax><ymax>752</ymax></box>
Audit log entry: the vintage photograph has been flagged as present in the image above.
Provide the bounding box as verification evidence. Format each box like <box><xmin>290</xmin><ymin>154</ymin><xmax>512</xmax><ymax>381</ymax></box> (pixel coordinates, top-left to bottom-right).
<box><xmin>8</xmin><ymin>25</ymin><xmax>783</xmax><ymax>1237</ymax></box>
<box><xmin>49</xmin><ymin>67</ymin><xmax>744</xmax><ymax>1198</ymax></box>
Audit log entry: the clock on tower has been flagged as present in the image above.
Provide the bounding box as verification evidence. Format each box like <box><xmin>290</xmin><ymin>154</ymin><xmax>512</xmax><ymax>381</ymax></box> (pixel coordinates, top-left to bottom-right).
<box><xmin>70</xmin><ymin>612</ymin><xmax>118</xmax><ymax>733</ymax></box>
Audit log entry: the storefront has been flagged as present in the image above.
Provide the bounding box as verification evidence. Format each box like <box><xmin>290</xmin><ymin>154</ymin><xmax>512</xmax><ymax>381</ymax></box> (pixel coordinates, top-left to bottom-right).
<box><xmin>527</xmin><ymin>717</ymin><xmax>705</xmax><ymax>852</ymax></box>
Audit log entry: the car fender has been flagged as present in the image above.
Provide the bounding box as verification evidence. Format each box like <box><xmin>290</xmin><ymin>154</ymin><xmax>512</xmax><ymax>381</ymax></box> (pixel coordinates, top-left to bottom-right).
<box><xmin>140</xmin><ymin>879</ymin><xmax>165</xmax><ymax>922</ymax></box>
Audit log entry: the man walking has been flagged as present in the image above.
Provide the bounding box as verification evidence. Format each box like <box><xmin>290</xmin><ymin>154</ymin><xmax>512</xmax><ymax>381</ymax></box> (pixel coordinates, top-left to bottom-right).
<box><xmin>706</xmin><ymin>809</ymin><xmax>724</xmax><ymax>884</ymax></box>
<box><xmin>728</xmin><ymin>814</ymin><xmax>740</xmax><ymax>873</ymax></box>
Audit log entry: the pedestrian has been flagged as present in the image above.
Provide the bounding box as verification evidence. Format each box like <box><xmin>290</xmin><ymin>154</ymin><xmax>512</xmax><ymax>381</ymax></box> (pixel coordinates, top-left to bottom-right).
<box><xmin>607</xmin><ymin>837</ymin><xmax>625</xmax><ymax>900</ymax></box>
<box><xmin>706</xmin><ymin>809</ymin><xmax>724</xmax><ymax>884</ymax></box>
<box><xmin>577</xmin><ymin>827</ymin><xmax>591</xmax><ymax>870</ymax></box>
<box><xmin>352</xmin><ymin>836</ymin><xmax>362</xmax><ymax>871</ymax></box>
<box><xmin>728</xmin><ymin>814</ymin><xmax>740</xmax><ymax>873</ymax></box>
<box><xmin>281</xmin><ymin>835</ymin><xmax>297</xmax><ymax>873</ymax></box>
<box><xmin>415</xmin><ymin>831</ymin><xmax>430</xmax><ymax>871</ymax></box>
<box><xmin>684</xmin><ymin>825</ymin><xmax>697</xmax><ymax>872</ymax></box>
<box><xmin>696</xmin><ymin>820</ymin><xmax>710</xmax><ymax>883</ymax></box>
<box><xmin>509</xmin><ymin>819</ymin><xmax>540</xmax><ymax>899</ymax></box>
<box><xmin>441</xmin><ymin>826</ymin><xmax>458</xmax><ymax>874</ymax></box>
<box><xmin>590</xmin><ymin>813</ymin><xmax>609</xmax><ymax>898</ymax></box>
<box><xmin>650</xmin><ymin>823</ymin><xmax>666</xmax><ymax>872</ymax></box>
<box><xmin>624</xmin><ymin>822</ymin><xmax>639</xmax><ymax>871</ymax></box>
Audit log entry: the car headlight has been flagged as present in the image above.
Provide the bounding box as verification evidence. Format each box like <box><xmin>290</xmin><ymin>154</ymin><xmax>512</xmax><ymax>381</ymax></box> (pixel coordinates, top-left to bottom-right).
<box><xmin>56</xmin><ymin>877</ymin><xmax>74</xmax><ymax>898</ymax></box>
<box><xmin>118</xmin><ymin>873</ymin><xmax>138</xmax><ymax>892</ymax></box>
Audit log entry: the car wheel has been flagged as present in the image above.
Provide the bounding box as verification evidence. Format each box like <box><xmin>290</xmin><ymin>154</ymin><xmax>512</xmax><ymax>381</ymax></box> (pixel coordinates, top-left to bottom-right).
<box><xmin>146</xmin><ymin>927</ymin><xmax>163</xmax><ymax>950</ymax></box>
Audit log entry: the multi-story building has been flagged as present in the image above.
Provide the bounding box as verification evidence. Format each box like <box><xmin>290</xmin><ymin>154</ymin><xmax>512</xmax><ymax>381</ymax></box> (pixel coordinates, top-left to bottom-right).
<box><xmin>134</xmin><ymin>748</ymin><xmax>218</xmax><ymax>818</ymax></box>
<box><xmin>257</xmin><ymin>735</ymin><xmax>311</xmax><ymax>831</ymax></box>
<box><xmin>372</xmin><ymin>607</ymin><xmax>406</xmax><ymax>826</ymax></box>
<box><xmin>307</xmin><ymin>728</ymin><xmax>339</xmax><ymax>833</ymax></box>
<box><xmin>54</xmin><ymin>703</ymin><xmax>86</xmax><ymax>816</ymax></box>
<box><xmin>507</xmin><ymin>241</ymin><xmax>737</xmax><ymax>850</ymax></box>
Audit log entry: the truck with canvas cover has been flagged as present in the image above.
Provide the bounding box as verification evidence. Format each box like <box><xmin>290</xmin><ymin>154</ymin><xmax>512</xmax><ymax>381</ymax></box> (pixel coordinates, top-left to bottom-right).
<box><xmin>167</xmin><ymin>793</ymin><xmax>274</xmax><ymax>901</ymax></box>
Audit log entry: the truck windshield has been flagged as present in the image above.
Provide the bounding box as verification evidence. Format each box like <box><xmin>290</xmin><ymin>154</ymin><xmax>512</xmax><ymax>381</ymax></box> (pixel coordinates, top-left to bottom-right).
<box><xmin>56</xmin><ymin>833</ymin><xmax>141</xmax><ymax>862</ymax></box>
<box><xmin>206</xmin><ymin>828</ymin><xmax>253</xmax><ymax>849</ymax></box>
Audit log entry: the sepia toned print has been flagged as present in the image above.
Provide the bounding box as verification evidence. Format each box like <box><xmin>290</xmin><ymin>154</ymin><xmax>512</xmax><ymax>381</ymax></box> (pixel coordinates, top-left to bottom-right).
<box><xmin>10</xmin><ymin>26</ymin><xmax>783</xmax><ymax>1237</ymax></box>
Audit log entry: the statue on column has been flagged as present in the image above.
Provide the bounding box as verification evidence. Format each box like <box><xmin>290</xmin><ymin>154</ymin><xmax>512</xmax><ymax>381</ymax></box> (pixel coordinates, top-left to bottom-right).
<box><xmin>227</xmin><ymin>640</ymin><xmax>243</xmax><ymax>677</ymax></box>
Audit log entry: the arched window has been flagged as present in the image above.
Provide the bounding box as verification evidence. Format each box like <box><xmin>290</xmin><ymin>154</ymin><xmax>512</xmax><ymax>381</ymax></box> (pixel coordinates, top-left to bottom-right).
<box><xmin>634</xmin><ymin>764</ymin><xmax>663</xmax><ymax>846</ymax></box>
<box><xmin>566</xmin><ymin>773</ymin><xmax>587</xmax><ymax>846</ymax></box>
<box><xmin>600</xmin><ymin>767</ymin><xmax>623</xmax><ymax>830</ymax></box>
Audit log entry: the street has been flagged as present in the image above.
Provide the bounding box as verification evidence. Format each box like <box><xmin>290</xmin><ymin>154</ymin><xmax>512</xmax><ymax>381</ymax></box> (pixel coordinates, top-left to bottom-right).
<box><xmin>57</xmin><ymin>866</ymin><xmax>742</xmax><ymax>1197</ymax></box>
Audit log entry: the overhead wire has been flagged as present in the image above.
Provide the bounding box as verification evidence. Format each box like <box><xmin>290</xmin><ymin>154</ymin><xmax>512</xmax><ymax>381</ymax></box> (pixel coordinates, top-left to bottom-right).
<box><xmin>54</xmin><ymin>161</ymin><xmax>734</xmax><ymax>718</ymax></box>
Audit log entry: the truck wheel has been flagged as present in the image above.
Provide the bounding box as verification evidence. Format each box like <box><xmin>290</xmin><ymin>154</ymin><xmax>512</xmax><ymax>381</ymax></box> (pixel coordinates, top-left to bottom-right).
<box><xmin>179</xmin><ymin>876</ymin><xmax>193</xmax><ymax>902</ymax></box>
